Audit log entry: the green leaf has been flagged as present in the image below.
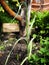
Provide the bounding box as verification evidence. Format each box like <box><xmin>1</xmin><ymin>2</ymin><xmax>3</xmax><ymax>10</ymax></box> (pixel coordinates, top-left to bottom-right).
<box><xmin>40</xmin><ymin>48</ymin><xmax>47</xmax><ymax>53</ymax></box>
<box><xmin>0</xmin><ymin>46</ymin><xmax>5</xmax><ymax>51</ymax></box>
<box><xmin>41</xmin><ymin>58</ymin><xmax>46</xmax><ymax>63</ymax></box>
<box><xmin>46</xmin><ymin>52</ymin><xmax>49</xmax><ymax>56</ymax></box>
<box><xmin>28</xmin><ymin>38</ymin><xmax>33</xmax><ymax>59</ymax></box>
<box><xmin>32</xmin><ymin>54</ymin><xmax>39</xmax><ymax>61</ymax></box>
<box><xmin>40</xmin><ymin>30</ymin><xmax>45</xmax><ymax>34</ymax></box>
<box><xmin>37</xmin><ymin>50</ymin><xmax>43</xmax><ymax>54</ymax></box>
<box><xmin>33</xmin><ymin>34</ymin><xmax>37</xmax><ymax>39</ymax></box>
<box><xmin>0</xmin><ymin>6</ymin><xmax>4</xmax><ymax>12</ymax></box>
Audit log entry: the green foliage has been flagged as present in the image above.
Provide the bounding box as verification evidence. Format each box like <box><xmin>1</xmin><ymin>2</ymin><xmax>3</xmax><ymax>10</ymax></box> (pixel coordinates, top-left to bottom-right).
<box><xmin>0</xmin><ymin>1</ymin><xmax>49</xmax><ymax>65</ymax></box>
<box><xmin>27</xmin><ymin>11</ymin><xmax>49</xmax><ymax>65</ymax></box>
<box><xmin>6</xmin><ymin>0</ymin><xmax>20</xmax><ymax>11</ymax></box>
<box><xmin>31</xmin><ymin>11</ymin><xmax>49</xmax><ymax>42</ymax></box>
<box><xmin>0</xmin><ymin>11</ymin><xmax>18</xmax><ymax>23</ymax></box>
<box><xmin>28</xmin><ymin>37</ymin><xmax>49</xmax><ymax>65</ymax></box>
<box><xmin>31</xmin><ymin>11</ymin><xmax>49</xmax><ymax>28</ymax></box>
<box><xmin>0</xmin><ymin>0</ymin><xmax>20</xmax><ymax>23</ymax></box>
<box><xmin>0</xmin><ymin>45</ymin><xmax>5</xmax><ymax>51</ymax></box>
<box><xmin>0</xmin><ymin>5</ymin><xmax>4</xmax><ymax>12</ymax></box>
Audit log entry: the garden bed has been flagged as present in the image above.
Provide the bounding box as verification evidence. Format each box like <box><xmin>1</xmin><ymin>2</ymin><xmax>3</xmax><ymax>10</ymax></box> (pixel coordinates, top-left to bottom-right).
<box><xmin>0</xmin><ymin>4</ymin><xmax>49</xmax><ymax>64</ymax></box>
<box><xmin>0</xmin><ymin>39</ymin><xmax>27</xmax><ymax>65</ymax></box>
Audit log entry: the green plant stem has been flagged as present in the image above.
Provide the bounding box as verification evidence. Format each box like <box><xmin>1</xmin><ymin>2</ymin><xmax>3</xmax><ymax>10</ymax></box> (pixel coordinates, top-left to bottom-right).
<box><xmin>26</xmin><ymin>0</ymin><xmax>33</xmax><ymax>43</ymax></box>
<box><xmin>5</xmin><ymin>37</ymin><xmax>26</xmax><ymax>65</ymax></box>
<box><xmin>28</xmin><ymin>15</ymin><xmax>36</xmax><ymax>35</ymax></box>
<box><xmin>20</xmin><ymin>37</ymin><xmax>35</xmax><ymax>65</ymax></box>
<box><xmin>20</xmin><ymin>57</ymin><xmax>28</xmax><ymax>65</ymax></box>
<box><xmin>11</xmin><ymin>4</ymin><xmax>22</xmax><ymax>23</ymax></box>
<box><xmin>28</xmin><ymin>37</ymin><xmax>35</xmax><ymax>58</ymax></box>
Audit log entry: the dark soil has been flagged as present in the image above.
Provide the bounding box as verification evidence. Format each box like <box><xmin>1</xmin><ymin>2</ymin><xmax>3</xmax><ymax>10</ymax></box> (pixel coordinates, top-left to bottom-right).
<box><xmin>0</xmin><ymin>43</ymin><xmax>27</xmax><ymax>65</ymax></box>
<box><xmin>0</xmin><ymin>33</ymin><xmax>29</xmax><ymax>65</ymax></box>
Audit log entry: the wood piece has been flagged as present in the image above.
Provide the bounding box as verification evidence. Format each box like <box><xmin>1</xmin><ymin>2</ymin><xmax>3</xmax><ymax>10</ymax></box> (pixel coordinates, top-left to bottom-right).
<box><xmin>3</xmin><ymin>23</ymin><xmax>20</xmax><ymax>32</ymax></box>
